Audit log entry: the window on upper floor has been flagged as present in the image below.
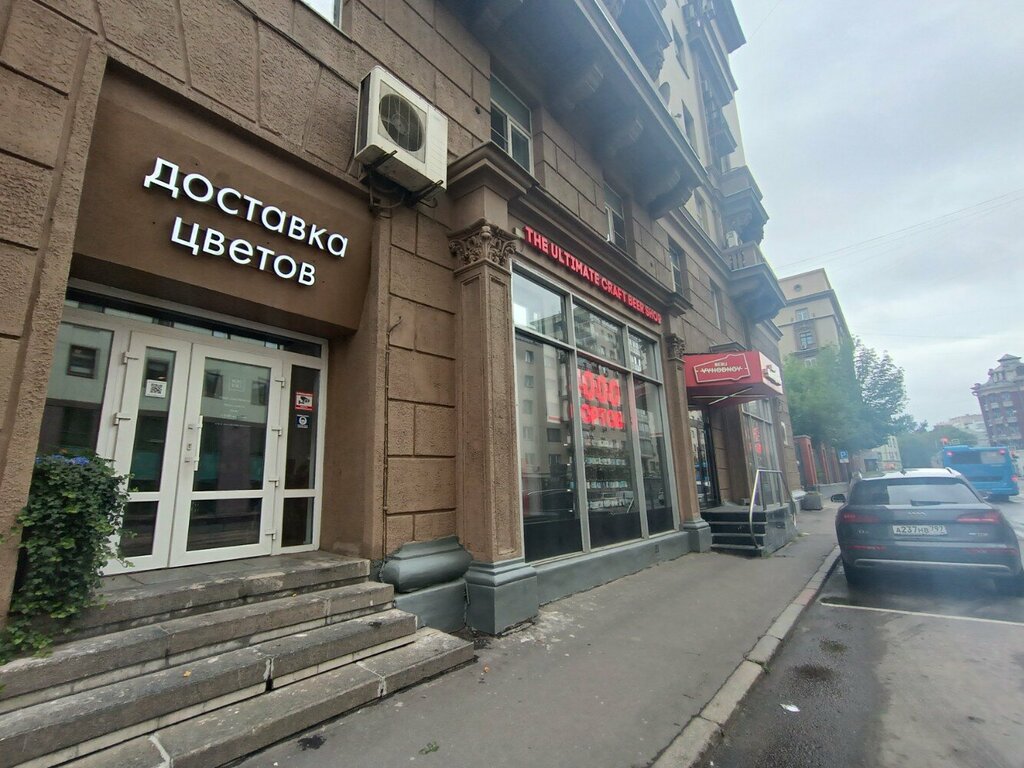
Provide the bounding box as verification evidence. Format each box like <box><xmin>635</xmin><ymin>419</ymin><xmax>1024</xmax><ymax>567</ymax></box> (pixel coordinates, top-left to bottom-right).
<box><xmin>490</xmin><ymin>77</ymin><xmax>532</xmax><ymax>172</ymax></box>
<box><xmin>301</xmin><ymin>0</ymin><xmax>342</xmax><ymax>26</ymax></box>
<box><xmin>604</xmin><ymin>183</ymin><xmax>627</xmax><ymax>250</ymax></box>
<box><xmin>795</xmin><ymin>308</ymin><xmax>809</xmax><ymax>322</ymax></box>
<box><xmin>799</xmin><ymin>330</ymin><xmax>816</xmax><ymax>350</ymax></box>
<box><xmin>672</xmin><ymin>25</ymin><xmax>689</xmax><ymax>76</ymax></box>
<box><xmin>695</xmin><ymin>194</ymin><xmax>709</xmax><ymax>233</ymax></box>
<box><xmin>681</xmin><ymin>105</ymin><xmax>697</xmax><ymax>150</ymax></box>
<box><xmin>710</xmin><ymin>281</ymin><xmax>724</xmax><ymax>329</ymax></box>
<box><xmin>669</xmin><ymin>239</ymin><xmax>687</xmax><ymax>294</ymax></box>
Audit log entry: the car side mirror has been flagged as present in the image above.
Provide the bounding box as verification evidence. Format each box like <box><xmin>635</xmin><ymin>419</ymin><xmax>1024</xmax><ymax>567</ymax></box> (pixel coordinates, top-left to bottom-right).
<box><xmin>830</xmin><ymin>494</ymin><xmax>847</xmax><ymax>503</ymax></box>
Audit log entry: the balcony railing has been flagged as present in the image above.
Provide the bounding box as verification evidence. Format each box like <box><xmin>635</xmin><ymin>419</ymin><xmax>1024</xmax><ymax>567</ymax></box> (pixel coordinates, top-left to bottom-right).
<box><xmin>718</xmin><ymin>165</ymin><xmax>768</xmax><ymax>244</ymax></box>
<box><xmin>722</xmin><ymin>241</ymin><xmax>786</xmax><ymax>323</ymax></box>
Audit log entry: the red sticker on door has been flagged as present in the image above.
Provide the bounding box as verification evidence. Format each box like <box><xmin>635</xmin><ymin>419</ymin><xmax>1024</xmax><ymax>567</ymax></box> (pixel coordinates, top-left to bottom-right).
<box><xmin>294</xmin><ymin>391</ymin><xmax>314</xmax><ymax>411</ymax></box>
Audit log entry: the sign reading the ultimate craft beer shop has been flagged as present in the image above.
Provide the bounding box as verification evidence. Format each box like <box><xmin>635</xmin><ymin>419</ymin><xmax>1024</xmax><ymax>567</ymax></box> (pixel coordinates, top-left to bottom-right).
<box><xmin>522</xmin><ymin>226</ymin><xmax>662</xmax><ymax>324</ymax></box>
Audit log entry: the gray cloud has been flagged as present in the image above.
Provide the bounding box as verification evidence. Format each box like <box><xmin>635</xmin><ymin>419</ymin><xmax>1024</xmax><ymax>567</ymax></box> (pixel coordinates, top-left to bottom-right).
<box><xmin>730</xmin><ymin>0</ymin><xmax>1024</xmax><ymax>424</ymax></box>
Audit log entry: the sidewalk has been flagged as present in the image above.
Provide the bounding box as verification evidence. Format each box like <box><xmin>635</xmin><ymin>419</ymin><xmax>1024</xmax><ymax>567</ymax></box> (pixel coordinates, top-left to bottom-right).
<box><xmin>239</xmin><ymin>509</ymin><xmax>839</xmax><ymax>768</ymax></box>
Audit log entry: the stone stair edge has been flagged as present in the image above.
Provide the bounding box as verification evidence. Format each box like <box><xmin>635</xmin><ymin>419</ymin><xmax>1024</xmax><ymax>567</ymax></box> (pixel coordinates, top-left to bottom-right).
<box><xmin>0</xmin><ymin>609</ymin><xmax>419</xmax><ymax>768</ymax></box>
<box><xmin>68</xmin><ymin>558</ymin><xmax>371</xmax><ymax>634</ymax></box>
<box><xmin>63</xmin><ymin>629</ymin><xmax>475</xmax><ymax>768</ymax></box>
<box><xmin>0</xmin><ymin>581</ymin><xmax>395</xmax><ymax>704</ymax></box>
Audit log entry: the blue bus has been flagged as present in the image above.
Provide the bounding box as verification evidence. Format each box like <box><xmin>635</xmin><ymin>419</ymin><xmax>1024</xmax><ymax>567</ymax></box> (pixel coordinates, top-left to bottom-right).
<box><xmin>939</xmin><ymin>445</ymin><xmax>1019</xmax><ymax>500</ymax></box>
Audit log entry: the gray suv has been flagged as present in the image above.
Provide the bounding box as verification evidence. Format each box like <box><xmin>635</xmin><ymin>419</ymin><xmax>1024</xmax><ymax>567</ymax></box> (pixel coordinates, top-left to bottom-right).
<box><xmin>833</xmin><ymin>468</ymin><xmax>1024</xmax><ymax>594</ymax></box>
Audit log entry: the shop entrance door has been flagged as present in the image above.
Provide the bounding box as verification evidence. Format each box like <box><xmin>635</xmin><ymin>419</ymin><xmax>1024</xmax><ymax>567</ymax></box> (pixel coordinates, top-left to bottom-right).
<box><xmin>108</xmin><ymin>334</ymin><xmax>282</xmax><ymax>570</ymax></box>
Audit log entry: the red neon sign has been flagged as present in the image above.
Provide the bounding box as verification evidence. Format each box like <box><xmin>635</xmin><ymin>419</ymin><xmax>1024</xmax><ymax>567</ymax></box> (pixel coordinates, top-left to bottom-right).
<box><xmin>578</xmin><ymin>370</ymin><xmax>625</xmax><ymax>429</ymax></box>
<box><xmin>522</xmin><ymin>226</ymin><xmax>662</xmax><ymax>325</ymax></box>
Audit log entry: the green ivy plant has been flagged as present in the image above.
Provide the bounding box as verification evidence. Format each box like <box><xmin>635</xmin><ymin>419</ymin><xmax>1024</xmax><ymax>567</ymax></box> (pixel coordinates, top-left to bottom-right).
<box><xmin>0</xmin><ymin>453</ymin><xmax>129</xmax><ymax>663</ymax></box>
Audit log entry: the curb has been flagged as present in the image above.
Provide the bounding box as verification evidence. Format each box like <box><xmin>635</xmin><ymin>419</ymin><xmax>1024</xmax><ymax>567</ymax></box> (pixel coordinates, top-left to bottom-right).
<box><xmin>652</xmin><ymin>545</ymin><xmax>841</xmax><ymax>768</ymax></box>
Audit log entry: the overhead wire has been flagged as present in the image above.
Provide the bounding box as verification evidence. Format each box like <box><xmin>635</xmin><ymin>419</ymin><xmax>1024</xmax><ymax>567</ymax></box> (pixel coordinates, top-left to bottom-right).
<box><xmin>773</xmin><ymin>188</ymin><xmax>1024</xmax><ymax>271</ymax></box>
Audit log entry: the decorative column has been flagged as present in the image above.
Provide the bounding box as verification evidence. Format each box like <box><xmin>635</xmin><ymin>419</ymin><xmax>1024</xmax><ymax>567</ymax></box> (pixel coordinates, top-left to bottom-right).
<box><xmin>662</xmin><ymin>330</ymin><xmax>712</xmax><ymax>551</ymax></box>
<box><xmin>449</xmin><ymin>220</ymin><xmax>538</xmax><ymax>633</ymax></box>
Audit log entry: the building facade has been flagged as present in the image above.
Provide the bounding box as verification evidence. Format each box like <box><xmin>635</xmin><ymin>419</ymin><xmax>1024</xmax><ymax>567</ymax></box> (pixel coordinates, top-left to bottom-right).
<box><xmin>0</xmin><ymin>0</ymin><xmax>795</xmax><ymax>632</ymax></box>
<box><xmin>974</xmin><ymin>355</ymin><xmax>1024</xmax><ymax>450</ymax></box>
<box><xmin>935</xmin><ymin>414</ymin><xmax>989</xmax><ymax>446</ymax></box>
<box><xmin>777</xmin><ymin>268</ymin><xmax>851</xmax><ymax>360</ymax></box>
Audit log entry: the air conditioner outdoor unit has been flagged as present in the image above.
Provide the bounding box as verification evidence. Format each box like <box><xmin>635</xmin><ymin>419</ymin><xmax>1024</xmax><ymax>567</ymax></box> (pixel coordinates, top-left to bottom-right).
<box><xmin>355</xmin><ymin>66</ymin><xmax>448</xmax><ymax>194</ymax></box>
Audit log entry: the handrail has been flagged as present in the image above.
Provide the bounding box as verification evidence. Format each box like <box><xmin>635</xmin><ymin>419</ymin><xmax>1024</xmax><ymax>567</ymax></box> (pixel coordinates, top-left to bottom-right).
<box><xmin>748</xmin><ymin>469</ymin><xmax>786</xmax><ymax>550</ymax></box>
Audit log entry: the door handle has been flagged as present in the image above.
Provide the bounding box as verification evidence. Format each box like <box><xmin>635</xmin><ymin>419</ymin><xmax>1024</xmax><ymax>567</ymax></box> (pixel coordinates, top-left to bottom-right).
<box><xmin>184</xmin><ymin>423</ymin><xmax>203</xmax><ymax>471</ymax></box>
<box><xmin>112</xmin><ymin>412</ymin><xmax>133</xmax><ymax>426</ymax></box>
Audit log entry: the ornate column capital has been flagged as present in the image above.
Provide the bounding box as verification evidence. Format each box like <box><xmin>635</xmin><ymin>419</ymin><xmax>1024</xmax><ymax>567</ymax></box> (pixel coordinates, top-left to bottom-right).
<box><xmin>666</xmin><ymin>333</ymin><xmax>686</xmax><ymax>362</ymax></box>
<box><xmin>449</xmin><ymin>220</ymin><xmax>518</xmax><ymax>273</ymax></box>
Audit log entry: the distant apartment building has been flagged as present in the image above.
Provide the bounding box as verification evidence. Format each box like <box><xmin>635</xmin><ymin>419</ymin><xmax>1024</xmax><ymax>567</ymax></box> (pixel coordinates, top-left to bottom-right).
<box><xmin>853</xmin><ymin>436</ymin><xmax>903</xmax><ymax>473</ymax></box>
<box><xmin>935</xmin><ymin>414</ymin><xmax>989</xmax><ymax>445</ymax></box>
<box><xmin>973</xmin><ymin>355</ymin><xmax>1024</xmax><ymax>450</ymax></box>
<box><xmin>777</xmin><ymin>269</ymin><xmax>853</xmax><ymax>486</ymax></box>
<box><xmin>777</xmin><ymin>269</ymin><xmax>852</xmax><ymax>360</ymax></box>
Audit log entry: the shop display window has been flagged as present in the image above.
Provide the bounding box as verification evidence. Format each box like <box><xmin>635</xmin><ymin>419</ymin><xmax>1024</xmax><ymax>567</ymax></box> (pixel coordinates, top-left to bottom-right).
<box><xmin>513</xmin><ymin>270</ymin><xmax>676</xmax><ymax>562</ymax></box>
<box><xmin>635</xmin><ymin>380</ymin><xmax>672</xmax><ymax>534</ymax></box>
<box><xmin>516</xmin><ymin>337</ymin><xmax>580</xmax><ymax>561</ymax></box>
<box><xmin>578</xmin><ymin>357</ymin><xmax>641</xmax><ymax>547</ymax></box>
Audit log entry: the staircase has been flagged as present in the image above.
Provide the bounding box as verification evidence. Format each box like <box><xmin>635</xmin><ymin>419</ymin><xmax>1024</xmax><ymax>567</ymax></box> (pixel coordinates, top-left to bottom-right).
<box><xmin>0</xmin><ymin>553</ymin><xmax>473</xmax><ymax>768</ymax></box>
<box><xmin>703</xmin><ymin>504</ymin><xmax>796</xmax><ymax>555</ymax></box>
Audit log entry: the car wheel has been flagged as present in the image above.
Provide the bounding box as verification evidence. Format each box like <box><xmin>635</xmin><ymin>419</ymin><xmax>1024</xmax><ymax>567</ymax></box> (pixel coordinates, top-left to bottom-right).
<box><xmin>843</xmin><ymin>561</ymin><xmax>868</xmax><ymax>588</ymax></box>
<box><xmin>994</xmin><ymin>574</ymin><xmax>1024</xmax><ymax>597</ymax></box>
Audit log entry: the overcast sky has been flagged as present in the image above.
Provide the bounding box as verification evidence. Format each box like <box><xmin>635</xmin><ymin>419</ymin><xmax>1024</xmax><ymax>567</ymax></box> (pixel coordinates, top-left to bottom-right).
<box><xmin>727</xmin><ymin>0</ymin><xmax>1024</xmax><ymax>425</ymax></box>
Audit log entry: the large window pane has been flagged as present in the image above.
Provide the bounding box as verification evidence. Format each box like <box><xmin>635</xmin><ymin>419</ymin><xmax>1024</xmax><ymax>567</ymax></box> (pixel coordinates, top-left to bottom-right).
<box><xmin>194</xmin><ymin>359</ymin><xmax>269</xmax><ymax>492</ymax></box>
<box><xmin>286</xmin><ymin>366</ymin><xmax>319</xmax><ymax>488</ymax></box>
<box><xmin>518</xmin><ymin>336</ymin><xmax>581</xmax><ymax>562</ymax></box>
<box><xmin>741</xmin><ymin>400</ymin><xmax>782</xmax><ymax>506</ymax></box>
<box><xmin>39</xmin><ymin>323</ymin><xmax>114</xmax><ymax>454</ymax></box>
<box><xmin>628</xmin><ymin>332</ymin><xmax>658</xmax><ymax>378</ymax></box>
<box><xmin>186</xmin><ymin>498</ymin><xmax>261</xmax><ymax>550</ymax></box>
<box><xmin>282</xmin><ymin>497</ymin><xmax>315</xmax><ymax>547</ymax></box>
<box><xmin>513</xmin><ymin>273</ymin><xmax>567</xmax><ymax>340</ymax></box>
<box><xmin>578</xmin><ymin>357</ymin><xmax>640</xmax><ymax>547</ymax></box>
<box><xmin>119</xmin><ymin>501</ymin><xmax>158</xmax><ymax>558</ymax></box>
<box><xmin>635</xmin><ymin>381</ymin><xmax>672</xmax><ymax>534</ymax></box>
<box><xmin>689</xmin><ymin>409</ymin><xmax>719</xmax><ymax>509</ymax></box>
<box><xmin>129</xmin><ymin>347</ymin><xmax>176</xmax><ymax>492</ymax></box>
<box><xmin>573</xmin><ymin>304</ymin><xmax>624</xmax><ymax>364</ymax></box>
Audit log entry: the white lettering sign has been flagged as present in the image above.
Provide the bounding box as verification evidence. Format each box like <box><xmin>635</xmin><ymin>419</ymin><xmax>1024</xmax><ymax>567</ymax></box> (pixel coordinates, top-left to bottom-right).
<box><xmin>169</xmin><ymin>216</ymin><xmax>316</xmax><ymax>287</ymax></box>
<box><xmin>143</xmin><ymin>157</ymin><xmax>349</xmax><ymax>288</ymax></box>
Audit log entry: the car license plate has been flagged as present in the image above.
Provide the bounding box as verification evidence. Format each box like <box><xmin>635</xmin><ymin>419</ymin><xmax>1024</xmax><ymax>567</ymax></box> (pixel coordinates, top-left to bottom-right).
<box><xmin>892</xmin><ymin>524</ymin><xmax>948</xmax><ymax>536</ymax></box>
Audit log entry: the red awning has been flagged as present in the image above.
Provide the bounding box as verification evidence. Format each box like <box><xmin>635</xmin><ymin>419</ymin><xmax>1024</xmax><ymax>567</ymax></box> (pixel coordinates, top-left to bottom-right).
<box><xmin>684</xmin><ymin>351</ymin><xmax>784</xmax><ymax>406</ymax></box>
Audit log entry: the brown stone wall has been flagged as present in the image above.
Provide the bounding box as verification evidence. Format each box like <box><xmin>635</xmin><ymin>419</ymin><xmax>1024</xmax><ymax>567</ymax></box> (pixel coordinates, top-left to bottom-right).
<box><xmin>0</xmin><ymin>0</ymin><xmax>493</xmax><ymax>616</ymax></box>
<box><xmin>382</xmin><ymin>206</ymin><xmax>458</xmax><ymax>553</ymax></box>
<box><xmin>682</xmin><ymin>253</ymin><xmax>747</xmax><ymax>352</ymax></box>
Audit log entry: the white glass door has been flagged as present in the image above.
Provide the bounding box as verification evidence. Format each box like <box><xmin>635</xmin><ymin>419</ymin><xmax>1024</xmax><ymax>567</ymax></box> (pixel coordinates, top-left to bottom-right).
<box><xmin>107</xmin><ymin>333</ymin><xmax>191</xmax><ymax>573</ymax></box>
<box><xmin>169</xmin><ymin>346</ymin><xmax>283</xmax><ymax>565</ymax></box>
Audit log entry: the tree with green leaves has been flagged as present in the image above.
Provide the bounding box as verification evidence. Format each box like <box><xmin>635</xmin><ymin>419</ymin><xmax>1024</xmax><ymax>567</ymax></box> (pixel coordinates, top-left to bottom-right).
<box><xmin>783</xmin><ymin>339</ymin><xmax>912</xmax><ymax>452</ymax></box>
<box><xmin>896</xmin><ymin>423</ymin><xmax>977</xmax><ymax>469</ymax></box>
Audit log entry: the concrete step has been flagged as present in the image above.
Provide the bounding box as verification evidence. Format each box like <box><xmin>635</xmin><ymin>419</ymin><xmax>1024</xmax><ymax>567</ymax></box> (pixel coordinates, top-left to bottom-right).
<box><xmin>66</xmin><ymin>554</ymin><xmax>370</xmax><ymax>639</ymax></box>
<box><xmin>0</xmin><ymin>581</ymin><xmax>394</xmax><ymax>714</ymax></box>
<box><xmin>706</xmin><ymin>520</ymin><xmax>768</xmax><ymax>533</ymax></box>
<box><xmin>0</xmin><ymin>609</ymin><xmax>417</xmax><ymax>768</ymax></box>
<box><xmin>712</xmin><ymin>533</ymin><xmax>765</xmax><ymax>547</ymax></box>
<box><xmin>711</xmin><ymin>542</ymin><xmax>762</xmax><ymax>553</ymax></box>
<box><xmin>701</xmin><ymin>510</ymin><xmax>770</xmax><ymax>524</ymax></box>
<box><xmin>66</xmin><ymin>628</ymin><xmax>474</xmax><ymax>768</ymax></box>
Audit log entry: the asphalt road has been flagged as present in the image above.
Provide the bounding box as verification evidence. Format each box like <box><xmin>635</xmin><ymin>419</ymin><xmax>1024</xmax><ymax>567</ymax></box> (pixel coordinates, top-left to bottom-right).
<box><xmin>698</xmin><ymin>497</ymin><xmax>1024</xmax><ymax>768</ymax></box>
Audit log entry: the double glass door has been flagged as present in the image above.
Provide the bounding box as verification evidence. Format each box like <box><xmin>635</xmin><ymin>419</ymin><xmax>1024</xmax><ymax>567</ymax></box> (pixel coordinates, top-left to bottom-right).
<box><xmin>109</xmin><ymin>334</ymin><xmax>283</xmax><ymax>569</ymax></box>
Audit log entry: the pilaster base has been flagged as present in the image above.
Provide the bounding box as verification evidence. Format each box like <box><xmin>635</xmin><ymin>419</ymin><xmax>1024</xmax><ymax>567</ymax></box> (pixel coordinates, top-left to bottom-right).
<box><xmin>464</xmin><ymin>558</ymin><xmax>539</xmax><ymax>634</ymax></box>
<box><xmin>682</xmin><ymin>519</ymin><xmax>712</xmax><ymax>552</ymax></box>
<box><xmin>379</xmin><ymin>536</ymin><xmax>472</xmax><ymax>593</ymax></box>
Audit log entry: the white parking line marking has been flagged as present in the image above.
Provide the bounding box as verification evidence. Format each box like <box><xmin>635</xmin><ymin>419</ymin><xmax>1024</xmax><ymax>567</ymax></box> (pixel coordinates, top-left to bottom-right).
<box><xmin>820</xmin><ymin>600</ymin><xmax>1024</xmax><ymax>627</ymax></box>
